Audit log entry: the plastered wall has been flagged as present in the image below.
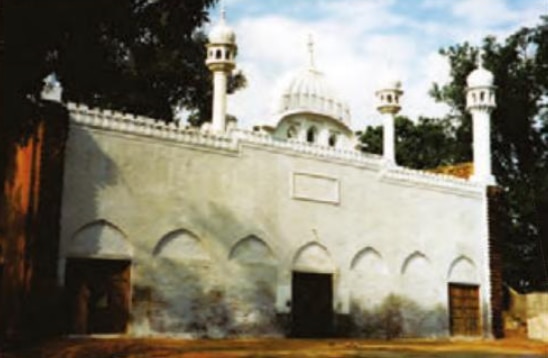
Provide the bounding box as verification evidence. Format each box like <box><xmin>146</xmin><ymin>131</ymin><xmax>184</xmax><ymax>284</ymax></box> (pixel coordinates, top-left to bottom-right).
<box><xmin>59</xmin><ymin>121</ymin><xmax>491</xmax><ymax>337</ymax></box>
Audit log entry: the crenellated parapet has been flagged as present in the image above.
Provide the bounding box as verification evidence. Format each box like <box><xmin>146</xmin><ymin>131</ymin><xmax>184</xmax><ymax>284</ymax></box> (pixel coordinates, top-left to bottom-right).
<box><xmin>67</xmin><ymin>102</ymin><xmax>483</xmax><ymax>196</ymax></box>
<box><xmin>67</xmin><ymin>102</ymin><xmax>235</xmax><ymax>150</ymax></box>
<box><xmin>382</xmin><ymin>165</ymin><xmax>483</xmax><ymax>197</ymax></box>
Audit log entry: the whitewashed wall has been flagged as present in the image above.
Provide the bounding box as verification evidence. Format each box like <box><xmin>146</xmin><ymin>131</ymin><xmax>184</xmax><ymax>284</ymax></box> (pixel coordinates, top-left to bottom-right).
<box><xmin>59</xmin><ymin>107</ymin><xmax>491</xmax><ymax>338</ymax></box>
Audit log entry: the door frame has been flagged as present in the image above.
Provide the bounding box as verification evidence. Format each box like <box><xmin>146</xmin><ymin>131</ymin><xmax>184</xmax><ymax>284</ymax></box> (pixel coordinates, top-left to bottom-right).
<box><xmin>291</xmin><ymin>270</ymin><xmax>334</xmax><ymax>338</ymax></box>
<box><xmin>448</xmin><ymin>282</ymin><xmax>481</xmax><ymax>336</ymax></box>
<box><xmin>65</xmin><ymin>257</ymin><xmax>132</xmax><ymax>335</ymax></box>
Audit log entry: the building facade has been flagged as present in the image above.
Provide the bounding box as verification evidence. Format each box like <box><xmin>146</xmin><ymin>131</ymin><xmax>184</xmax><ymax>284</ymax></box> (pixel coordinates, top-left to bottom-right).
<box><xmin>52</xmin><ymin>13</ymin><xmax>501</xmax><ymax>338</ymax></box>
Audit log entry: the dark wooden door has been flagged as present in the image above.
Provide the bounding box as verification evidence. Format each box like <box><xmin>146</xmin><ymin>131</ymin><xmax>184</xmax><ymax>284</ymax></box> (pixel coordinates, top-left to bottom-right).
<box><xmin>66</xmin><ymin>258</ymin><xmax>131</xmax><ymax>334</ymax></box>
<box><xmin>448</xmin><ymin>283</ymin><xmax>480</xmax><ymax>336</ymax></box>
<box><xmin>291</xmin><ymin>272</ymin><xmax>333</xmax><ymax>337</ymax></box>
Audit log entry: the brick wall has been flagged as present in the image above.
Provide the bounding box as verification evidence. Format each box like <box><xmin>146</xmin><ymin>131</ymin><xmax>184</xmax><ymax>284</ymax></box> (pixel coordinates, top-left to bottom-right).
<box><xmin>0</xmin><ymin>101</ymin><xmax>69</xmax><ymax>346</ymax></box>
<box><xmin>487</xmin><ymin>186</ymin><xmax>505</xmax><ymax>338</ymax></box>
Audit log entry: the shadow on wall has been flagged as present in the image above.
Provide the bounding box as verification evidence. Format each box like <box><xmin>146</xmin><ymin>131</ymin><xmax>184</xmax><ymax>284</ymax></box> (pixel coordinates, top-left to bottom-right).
<box><xmin>62</xmin><ymin>123</ymin><xmax>286</xmax><ymax>338</ymax></box>
<box><xmin>62</xmin><ymin>124</ymin><xmax>130</xmax><ymax>336</ymax></box>
<box><xmin>131</xmin><ymin>248</ymin><xmax>280</xmax><ymax>338</ymax></box>
<box><xmin>65</xmin><ymin>125</ymin><xmax>121</xmax><ymax>246</ymax></box>
<box><xmin>350</xmin><ymin>294</ymin><xmax>448</xmax><ymax>339</ymax></box>
<box><xmin>127</xmin><ymin>201</ymin><xmax>283</xmax><ymax>338</ymax></box>
<box><xmin>175</xmin><ymin>200</ymin><xmax>281</xmax><ymax>337</ymax></box>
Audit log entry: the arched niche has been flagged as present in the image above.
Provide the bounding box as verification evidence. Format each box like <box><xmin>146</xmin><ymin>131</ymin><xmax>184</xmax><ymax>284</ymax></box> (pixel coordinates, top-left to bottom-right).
<box><xmin>153</xmin><ymin>229</ymin><xmax>211</xmax><ymax>261</ymax></box>
<box><xmin>401</xmin><ymin>251</ymin><xmax>430</xmax><ymax>275</ymax></box>
<box><xmin>293</xmin><ymin>242</ymin><xmax>335</xmax><ymax>273</ymax></box>
<box><xmin>349</xmin><ymin>246</ymin><xmax>390</xmax><ymax>309</ymax></box>
<box><xmin>400</xmin><ymin>251</ymin><xmax>441</xmax><ymax>307</ymax></box>
<box><xmin>68</xmin><ymin>220</ymin><xmax>133</xmax><ymax>258</ymax></box>
<box><xmin>350</xmin><ymin>247</ymin><xmax>388</xmax><ymax>274</ymax></box>
<box><xmin>448</xmin><ymin>255</ymin><xmax>478</xmax><ymax>284</ymax></box>
<box><xmin>229</xmin><ymin>235</ymin><xmax>276</xmax><ymax>265</ymax></box>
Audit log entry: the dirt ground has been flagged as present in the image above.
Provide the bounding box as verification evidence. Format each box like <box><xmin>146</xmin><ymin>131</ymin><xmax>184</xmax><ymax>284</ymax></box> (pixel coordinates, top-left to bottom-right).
<box><xmin>3</xmin><ymin>337</ymin><xmax>547</xmax><ymax>358</ymax></box>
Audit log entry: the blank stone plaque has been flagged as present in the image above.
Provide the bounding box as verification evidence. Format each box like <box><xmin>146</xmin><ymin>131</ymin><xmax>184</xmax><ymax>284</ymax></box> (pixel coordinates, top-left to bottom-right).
<box><xmin>291</xmin><ymin>172</ymin><xmax>340</xmax><ymax>204</ymax></box>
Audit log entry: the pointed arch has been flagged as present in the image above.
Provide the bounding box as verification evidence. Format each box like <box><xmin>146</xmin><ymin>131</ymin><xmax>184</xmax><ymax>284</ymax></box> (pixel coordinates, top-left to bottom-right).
<box><xmin>229</xmin><ymin>235</ymin><xmax>276</xmax><ymax>265</ymax></box>
<box><xmin>293</xmin><ymin>241</ymin><xmax>334</xmax><ymax>273</ymax></box>
<box><xmin>68</xmin><ymin>219</ymin><xmax>133</xmax><ymax>258</ymax></box>
<box><xmin>401</xmin><ymin>251</ymin><xmax>430</xmax><ymax>275</ymax></box>
<box><xmin>350</xmin><ymin>246</ymin><xmax>390</xmax><ymax>309</ymax></box>
<box><xmin>153</xmin><ymin>229</ymin><xmax>211</xmax><ymax>261</ymax></box>
<box><xmin>448</xmin><ymin>255</ymin><xmax>478</xmax><ymax>284</ymax></box>
<box><xmin>350</xmin><ymin>247</ymin><xmax>387</xmax><ymax>274</ymax></box>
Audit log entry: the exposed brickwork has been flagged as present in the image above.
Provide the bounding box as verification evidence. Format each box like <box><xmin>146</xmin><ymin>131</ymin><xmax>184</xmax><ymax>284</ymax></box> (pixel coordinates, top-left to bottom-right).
<box><xmin>487</xmin><ymin>186</ymin><xmax>505</xmax><ymax>338</ymax></box>
<box><xmin>0</xmin><ymin>101</ymin><xmax>69</xmax><ymax>346</ymax></box>
<box><xmin>428</xmin><ymin>162</ymin><xmax>474</xmax><ymax>180</ymax></box>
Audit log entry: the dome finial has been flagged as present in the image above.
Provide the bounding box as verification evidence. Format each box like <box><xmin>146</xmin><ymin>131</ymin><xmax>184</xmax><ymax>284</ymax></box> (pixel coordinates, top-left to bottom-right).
<box><xmin>307</xmin><ymin>33</ymin><xmax>315</xmax><ymax>69</ymax></box>
<box><xmin>220</xmin><ymin>0</ymin><xmax>226</xmax><ymax>21</ymax></box>
<box><xmin>207</xmin><ymin>0</ymin><xmax>236</xmax><ymax>45</ymax></box>
<box><xmin>466</xmin><ymin>48</ymin><xmax>494</xmax><ymax>88</ymax></box>
<box><xmin>477</xmin><ymin>49</ymin><xmax>484</xmax><ymax>69</ymax></box>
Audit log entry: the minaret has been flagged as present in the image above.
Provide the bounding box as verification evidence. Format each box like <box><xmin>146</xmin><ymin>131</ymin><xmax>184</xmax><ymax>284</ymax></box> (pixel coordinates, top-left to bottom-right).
<box><xmin>376</xmin><ymin>76</ymin><xmax>403</xmax><ymax>165</ymax></box>
<box><xmin>206</xmin><ymin>5</ymin><xmax>237</xmax><ymax>132</ymax></box>
<box><xmin>466</xmin><ymin>54</ymin><xmax>496</xmax><ymax>185</ymax></box>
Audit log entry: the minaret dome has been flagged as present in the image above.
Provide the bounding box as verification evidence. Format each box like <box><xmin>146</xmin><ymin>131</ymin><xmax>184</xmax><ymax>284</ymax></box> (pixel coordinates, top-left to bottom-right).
<box><xmin>206</xmin><ymin>5</ymin><xmax>237</xmax><ymax>132</ymax></box>
<box><xmin>376</xmin><ymin>73</ymin><xmax>403</xmax><ymax>115</ymax></box>
<box><xmin>208</xmin><ymin>10</ymin><xmax>236</xmax><ymax>45</ymax></box>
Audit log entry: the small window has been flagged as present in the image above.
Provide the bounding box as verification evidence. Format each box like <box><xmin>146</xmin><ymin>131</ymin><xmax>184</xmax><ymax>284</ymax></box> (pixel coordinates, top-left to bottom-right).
<box><xmin>225</xmin><ymin>50</ymin><xmax>231</xmax><ymax>59</ymax></box>
<box><xmin>328</xmin><ymin>133</ymin><xmax>337</xmax><ymax>147</ymax></box>
<box><xmin>387</xmin><ymin>94</ymin><xmax>393</xmax><ymax>103</ymax></box>
<box><xmin>306</xmin><ymin>126</ymin><xmax>317</xmax><ymax>143</ymax></box>
<box><xmin>215</xmin><ymin>49</ymin><xmax>222</xmax><ymax>59</ymax></box>
<box><xmin>287</xmin><ymin>126</ymin><xmax>297</xmax><ymax>139</ymax></box>
<box><xmin>480</xmin><ymin>91</ymin><xmax>485</xmax><ymax>101</ymax></box>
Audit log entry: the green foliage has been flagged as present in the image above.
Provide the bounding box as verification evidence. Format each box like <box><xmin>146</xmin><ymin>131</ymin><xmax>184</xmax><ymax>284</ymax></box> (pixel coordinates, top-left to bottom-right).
<box><xmin>186</xmin><ymin>70</ymin><xmax>247</xmax><ymax>127</ymax></box>
<box><xmin>3</xmin><ymin>0</ymin><xmax>246</xmax><ymax>131</ymax></box>
<box><xmin>437</xmin><ymin>19</ymin><xmax>548</xmax><ymax>292</ymax></box>
<box><xmin>360</xmin><ymin>17</ymin><xmax>548</xmax><ymax>291</ymax></box>
<box><xmin>359</xmin><ymin>116</ymin><xmax>459</xmax><ymax>169</ymax></box>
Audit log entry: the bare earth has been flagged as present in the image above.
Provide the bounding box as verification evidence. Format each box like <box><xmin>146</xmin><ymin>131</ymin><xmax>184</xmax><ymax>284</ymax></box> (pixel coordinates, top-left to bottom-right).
<box><xmin>4</xmin><ymin>338</ymin><xmax>547</xmax><ymax>358</ymax></box>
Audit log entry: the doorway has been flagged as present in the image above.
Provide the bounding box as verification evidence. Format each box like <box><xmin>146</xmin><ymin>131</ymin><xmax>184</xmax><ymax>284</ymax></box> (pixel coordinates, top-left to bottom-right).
<box><xmin>291</xmin><ymin>271</ymin><xmax>333</xmax><ymax>337</ymax></box>
<box><xmin>66</xmin><ymin>258</ymin><xmax>131</xmax><ymax>334</ymax></box>
<box><xmin>448</xmin><ymin>283</ymin><xmax>480</xmax><ymax>336</ymax></box>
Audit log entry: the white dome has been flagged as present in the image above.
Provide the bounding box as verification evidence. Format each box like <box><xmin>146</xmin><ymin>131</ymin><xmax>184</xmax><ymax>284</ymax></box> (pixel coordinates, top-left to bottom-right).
<box><xmin>275</xmin><ymin>67</ymin><xmax>351</xmax><ymax>126</ymax></box>
<box><xmin>209</xmin><ymin>19</ymin><xmax>236</xmax><ymax>45</ymax></box>
<box><xmin>467</xmin><ymin>67</ymin><xmax>494</xmax><ymax>87</ymax></box>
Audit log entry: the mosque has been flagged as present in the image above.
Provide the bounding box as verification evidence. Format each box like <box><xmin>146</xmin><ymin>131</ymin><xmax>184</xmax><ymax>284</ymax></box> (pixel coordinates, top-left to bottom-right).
<box><xmin>33</xmin><ymin>10</ymin><xmax>501</xmax><ymax>338</ymax></box>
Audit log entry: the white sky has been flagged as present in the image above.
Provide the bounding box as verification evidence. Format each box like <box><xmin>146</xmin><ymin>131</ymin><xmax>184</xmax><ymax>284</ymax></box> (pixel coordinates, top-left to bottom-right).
<box><xmin>199</xmin><ymin>0</ymin><xmax>546</xmax><ymax>130</ymax></box>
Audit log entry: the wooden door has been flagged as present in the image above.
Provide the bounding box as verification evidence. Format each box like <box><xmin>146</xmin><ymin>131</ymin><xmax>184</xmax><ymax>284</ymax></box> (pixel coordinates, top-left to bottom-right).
<box><xmin>291</xmin><ymin>272</ymin><xmax>333</xmax><ymax>337</ymax></box>
<box><xmin>66</xmin><ymin>258</ymin><xmax>131</xmax><ymax>334</ymax></box>
<box><xmin>448</xmin><ymin>283</ymin><xmax>480</xmax><ymax>336</ymax></box>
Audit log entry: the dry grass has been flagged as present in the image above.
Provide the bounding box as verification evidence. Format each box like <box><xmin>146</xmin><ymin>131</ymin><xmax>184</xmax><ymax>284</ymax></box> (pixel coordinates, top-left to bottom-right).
<box><xmin>4</xmin><ymin>337</ymin><xmax>547</xmax><ymax>358</ymax></box>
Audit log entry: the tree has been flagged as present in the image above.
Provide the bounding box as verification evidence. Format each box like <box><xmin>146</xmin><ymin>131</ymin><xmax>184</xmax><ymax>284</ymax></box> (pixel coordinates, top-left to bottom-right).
<box><xmin>432</xmin><ymin>18</ymin><xmax>548</xmax><ymax>292</ymax></box>
<box><xmin>2</xmin><ymin>0</ymin><xmax>246</xmax><ymax>130</ymax></box>
<box><xmin>360</xmin><ymin>17</ymin><xmax>548</xmax><ymax>291</ymax></box>
<box><xmin>1</xmin><ymin>0</ymin><xmax>247</xmax><ymax>193</ymax></box>
<box><xmin>358</xmin><ymin>116</ymin><xmax>458</xmax><ymax>170</ymax></box>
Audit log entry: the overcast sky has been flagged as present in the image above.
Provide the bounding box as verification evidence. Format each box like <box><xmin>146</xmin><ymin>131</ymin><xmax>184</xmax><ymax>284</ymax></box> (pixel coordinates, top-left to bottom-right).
<box><xmin>203</xmin><ymin>0</ymin><xmax>545</xmax><ymax>130</ymax></box>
